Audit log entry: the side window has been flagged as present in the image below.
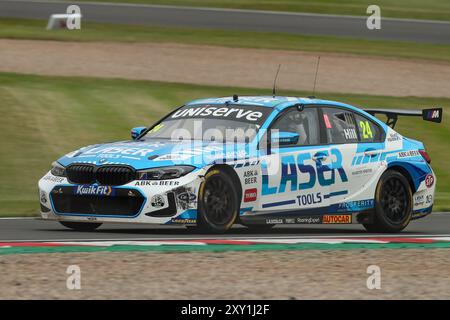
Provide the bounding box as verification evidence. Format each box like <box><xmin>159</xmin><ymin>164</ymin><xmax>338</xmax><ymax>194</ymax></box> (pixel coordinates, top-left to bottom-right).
<box><xmin>354</xmin><ymin>113</ymin><xmax>382</xmax><ymax>142</ymax></box>
<box><xmin>271</xmin><ymin>107</ymin><xmax>320</xmax><ymax>146</ymax></box>
<box><xmin>322</xmin><ymin>107</ymin><xmax>358</xmax><ymax>144</ymax></box>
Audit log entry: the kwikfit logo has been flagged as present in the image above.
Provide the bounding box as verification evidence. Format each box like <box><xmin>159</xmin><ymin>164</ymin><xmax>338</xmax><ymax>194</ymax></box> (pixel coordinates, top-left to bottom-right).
<box><xmin>75</xmin><ymin>185</ymin><xmax>113</xmax><ymax>196</ymax></box>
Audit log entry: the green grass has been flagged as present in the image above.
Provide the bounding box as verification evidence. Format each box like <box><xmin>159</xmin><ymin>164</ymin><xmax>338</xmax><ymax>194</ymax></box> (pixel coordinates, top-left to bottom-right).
<box><xmin>2</xmin><ymin>18</ymin><xmax>450</xmax><ymax>62</ymax></box>
<box><xmin>76</xmin><ymin>0</ymin><xmax>450</xmax><ymax>21</ymax></box>
<box><xmin>0</xmin><ymin>72</ymin><xmax>448</xmax><ymax>216</ymax></box>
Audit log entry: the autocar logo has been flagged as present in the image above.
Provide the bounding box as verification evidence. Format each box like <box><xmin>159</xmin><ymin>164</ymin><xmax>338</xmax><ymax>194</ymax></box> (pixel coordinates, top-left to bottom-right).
<box><xmin>322</xmin><ymin>215</ymin><xmax>352</xmax><ymax>224</ymax></box>
<box><xmin>99</xmin><ymin>158</ymin><xmax>107</xmax><ymax>164</ymax></box>
<box><xmin>425</xmin><ymin>174</ymin><xmax>435</xmax><ymax>188</ymax></box>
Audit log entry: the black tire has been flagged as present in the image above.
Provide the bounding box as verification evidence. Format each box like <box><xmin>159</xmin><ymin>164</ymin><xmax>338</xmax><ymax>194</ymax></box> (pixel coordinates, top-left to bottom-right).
<box><xmin>196</xmin><ymin>169</ymin><xmax>240</xmax><ymax>233</ymax></box>
<box><xmin>59</xmin><ymin>221</ymin><xmax>102</xmax><ymax>231</ymax></box>
<box><xmin>363</xmin><ymin>170</ymin><xmax>413</xmax><ymax>233</ymax></box>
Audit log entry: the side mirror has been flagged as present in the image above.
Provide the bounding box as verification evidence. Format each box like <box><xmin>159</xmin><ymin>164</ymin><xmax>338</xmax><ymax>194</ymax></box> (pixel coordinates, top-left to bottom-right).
<box><xmin>131</xmin><ymin>126</ymin><xmax>147</xmax><ymax>140</ymax></box>
<box><xmin>271</xmin><ymin>131</ymin><xmax>299</xmax><ymax>146</ymax></box>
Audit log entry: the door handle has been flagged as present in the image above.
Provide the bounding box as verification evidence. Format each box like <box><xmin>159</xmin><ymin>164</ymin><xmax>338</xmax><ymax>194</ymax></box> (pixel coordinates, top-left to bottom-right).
<box><xmin>364</xmin><ymin>149</ymin><xmax>379</xmax><ymax>157</ymax></box>
<box><xmin>312</xmin><ymin>153</ymin><xmax>328</xmax><ymax>161</ymax></box>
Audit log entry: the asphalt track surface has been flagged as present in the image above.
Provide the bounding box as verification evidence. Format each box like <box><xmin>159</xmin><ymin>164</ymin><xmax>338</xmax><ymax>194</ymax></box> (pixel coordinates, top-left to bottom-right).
<box><xmin>1</xmin><ymin>0</ymin><xmax>450</xmax><ymax>44</ymax></box>
<box><xmin>1</xmin><ymin>213</ymin><xmax>449</xmax><ymax>242</ymax></box>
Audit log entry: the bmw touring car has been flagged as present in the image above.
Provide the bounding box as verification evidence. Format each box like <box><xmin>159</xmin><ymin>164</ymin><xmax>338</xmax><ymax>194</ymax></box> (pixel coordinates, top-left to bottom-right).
<box><xmin>38</xmin><ymin>96</ymin><xmax>442</xmax><ymax>233</ymax></box>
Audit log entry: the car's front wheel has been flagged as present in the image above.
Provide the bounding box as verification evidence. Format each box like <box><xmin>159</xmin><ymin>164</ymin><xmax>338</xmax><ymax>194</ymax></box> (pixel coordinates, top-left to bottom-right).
<box><xmin>196</xmin><ymin>169</ymin><xmax>239</xmax><ymax>233</ymax></box>
<box><xmin>363</xmin><ymin>170</ymin><xmax>413</xmax><ymax>233</ymax></box>
<box><xmin>59</xmin><ymin>221</ymin><xmax>102</xmax><ymax>231</ymax></box>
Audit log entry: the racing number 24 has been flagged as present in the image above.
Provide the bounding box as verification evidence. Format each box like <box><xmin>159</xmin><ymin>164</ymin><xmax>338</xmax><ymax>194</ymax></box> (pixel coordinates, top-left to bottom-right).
<box><xmin>359</xmin><ymin>120</ymin><xmax>373</xmax><ymax>139</ymax></box>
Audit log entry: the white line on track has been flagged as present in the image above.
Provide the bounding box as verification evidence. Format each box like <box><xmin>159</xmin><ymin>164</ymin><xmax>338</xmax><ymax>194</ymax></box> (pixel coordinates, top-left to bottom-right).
<box><xmin>3</xmin><ymin>234</ymin><xmax>450</xmax><ymax>243</ymax></box>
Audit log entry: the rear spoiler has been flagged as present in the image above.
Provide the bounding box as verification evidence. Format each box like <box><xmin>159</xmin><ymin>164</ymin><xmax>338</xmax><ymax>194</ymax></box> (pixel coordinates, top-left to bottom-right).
<box><xmin>363</xmin><ymin>108</ymin><xmax>443</xmax><ymax>128</ymax></box>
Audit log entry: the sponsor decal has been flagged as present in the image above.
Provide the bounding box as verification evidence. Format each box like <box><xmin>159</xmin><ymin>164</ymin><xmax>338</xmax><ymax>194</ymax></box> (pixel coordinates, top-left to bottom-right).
<box><xmin>43</xmin><ymin>175</ymin><xmax>65</xmax><ymax>183</ymax></box>
<box><xmin>343</xmin><ymin>128</ymin><xmax>357</xmax><ymax>140</ymax></box>
<box><xmin>177</xmin><ymin>192</ymin><xmax>197</xmax><ymax>202</ymax></box>
<box><xmin>262</xmin><ymin>148</ymin><xmax>348</xmax><ymax>195</ymax></box>
<box><xmin>296</xmin><ymin>216</ymin><xmax>321</xmax><ymax>224</ymax></box>
<box><xmin>351</xmin><ymin>168</ymin><xmax>373</xmax><ymax>176</ymax></box>
<box><xmin>170</xmin><ymin>105</ymin><xmax>271</xmax><ymax>123</ymax></box>
<box><xmin>174</xmin><ymin>187</ymin><xmax>198</xmax><ymax>210</ymax></box>
<box><xmin>82</xmin><ymin>146</ymin><xmax>155</xmax><ymax>157</ymax></box>
<box><xmin>244</xmin><ymin>188</ymin><xmax>258</xmax><ymax>202</ymax></box>
<box><xmin>296</xmin><ymin>192</ymin><xmax>322</xmax><ymax>206</ymax></box>
<box><xmin>40</xmin><ymin>191</ymin><xmax>48</xmax><ymax>204</ymax></box>
<box><xmin>323</xmin><ymin>214</ymin><xmax>352</xmax><ymax>224</ymax></box>
<box><xmin>74</xmin><ymin>185</ymin><xmax>114</xmax><ymax>196</ymax></box>
<box><xmin>425</xmin><ymin>109</ymin><xmax>440</xmax><ymax>120</ymax></box>
<box><xmin>398</xmin><ymin>150</ymin><xmax>420</xmax><ymax>158</ymax></box>
<box><xmin>151</xmin><ymin>195</ymin><xmax>165</xmax><ymax>207</ymax></box>
<box><xmin>171</xmin><ymin>218</ymin><xmax>196</xmax><ymax>224</ymax></box>
<box><xmin>266</xmin><ymin>218</ymin><xmax>283</xmax><ymax>224</ymax></box>
<box><xmin>154</xmin><ymin>154</ymin><xmax>193</xmax><ymax>161</ymax></box>
<box><xmin>414</xmin><ymin>195</ymin><xmax>425</xmax><ymax>207</ymax></box>
<box><xmin>261</xmin><ymin>216</ymin><xmax>322</xmax><ymax>225</ymax></box>
<box><xmin>387</xmin><ymin>132</ymin><xmax>401</xmax><ymax>142</ymax></box>
<box><xmin>135</xmin><ymin>180</ymin><xmax>180</xmax><ymax>186</ymax></box>
<box><xmin>425</xmin><ymin>174</ymin><xmax>434</xmax><ymax>188</ymax></box>
<box><xmin>243</xmin><ymin>169</ymin><xmax>258</xmax><ymax>185</ymax></box>
<box><xmin>337</xmin><ymin>199</ymin><xmax>374</xmax><ymax>211</ymax></box>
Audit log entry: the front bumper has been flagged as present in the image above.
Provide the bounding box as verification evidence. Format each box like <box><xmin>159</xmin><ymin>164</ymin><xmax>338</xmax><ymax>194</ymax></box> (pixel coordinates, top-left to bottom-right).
<box><xmin>38</xmin><ymin>169</ymin><xmax>205</xmax><ymax>225</ymax></box>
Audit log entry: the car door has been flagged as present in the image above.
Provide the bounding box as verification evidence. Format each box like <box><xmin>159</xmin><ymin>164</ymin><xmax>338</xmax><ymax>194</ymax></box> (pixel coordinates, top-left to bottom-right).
<box><xmin>259</xmin><ymin>106</ymin><xmax>330</xmax><ymax>213</ymax></box>
<box><xmin>320</xmin><ymin>106</ymin><xmax>384</xmax><ymax>215</ymax></box>
<box><xmin>319</xmin><ymin>106</ymin><xmax>358</xmax><ymax>213</ymax></box>
<box><xmin>349</xmin><ymin>111</ymin><xmax>386</xmax><ymax>206</ymax></box>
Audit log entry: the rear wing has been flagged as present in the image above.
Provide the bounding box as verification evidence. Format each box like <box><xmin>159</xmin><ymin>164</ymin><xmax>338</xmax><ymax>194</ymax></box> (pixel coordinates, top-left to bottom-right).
<box><xmin>363</xmin><ymin>108</ymin><xmax>443</xmax><ymax>128</ymax></box>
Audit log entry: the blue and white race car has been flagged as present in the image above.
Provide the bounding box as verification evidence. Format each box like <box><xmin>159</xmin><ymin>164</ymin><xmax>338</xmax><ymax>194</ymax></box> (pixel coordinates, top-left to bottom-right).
<box><xmin>38</xmin><ymin>96</ymin><xmax>442</xmax><ymax>233</ymax></box>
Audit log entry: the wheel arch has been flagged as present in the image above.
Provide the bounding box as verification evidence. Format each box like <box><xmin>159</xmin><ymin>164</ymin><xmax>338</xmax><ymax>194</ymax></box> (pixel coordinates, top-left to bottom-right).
<box><xmin>385</xmin><ymin>164</ymin><xmax>417</xmax><ymax>193</ymax></box>
<box><xmin>206</xmin><ymin>164</ymin><xmax>243</xmax><ymax>204</ymax></box>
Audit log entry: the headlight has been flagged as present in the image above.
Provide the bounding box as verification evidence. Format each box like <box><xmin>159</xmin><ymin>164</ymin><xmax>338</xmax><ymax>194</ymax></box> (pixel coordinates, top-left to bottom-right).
<box><xmin>137</xmin><ymin>166</ymin><xmax>195</xmax><ymax>180</ymax></box>
<box><xmin>51</xmin><ymin>162</ymin><xmax>66</xmax><ymax>177</ymax></box>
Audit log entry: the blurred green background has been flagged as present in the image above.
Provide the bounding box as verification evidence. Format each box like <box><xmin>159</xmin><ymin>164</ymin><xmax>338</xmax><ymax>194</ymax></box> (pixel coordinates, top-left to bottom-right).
<box><xmin>0</xmin><ymin>73</ymin><xmax>448</xmax><ymax>216</ymax></box>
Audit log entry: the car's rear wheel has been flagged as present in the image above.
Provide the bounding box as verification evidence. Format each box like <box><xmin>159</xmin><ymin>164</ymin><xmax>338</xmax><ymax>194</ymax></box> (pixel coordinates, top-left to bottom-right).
<box><xmin>196</xmin><ymin>169</ymin><xmax>239</xmax><ymax>233</ymax></box>
<box><xmin>59</xmin><ymin>221</ymin><xmax>102</xmax><ymax>231</ymax></box>
<box><xmin>363</xmin><ymin>170</ymin><xmax>412</xmax><ymax>233</ymax></box>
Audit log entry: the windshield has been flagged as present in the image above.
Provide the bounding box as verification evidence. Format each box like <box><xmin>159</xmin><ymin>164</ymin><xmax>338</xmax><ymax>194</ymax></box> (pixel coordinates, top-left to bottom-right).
<box><xmin>143</xmin><ymin>104</ymin><xmax>273</xmax><ymax>142</ymax></box>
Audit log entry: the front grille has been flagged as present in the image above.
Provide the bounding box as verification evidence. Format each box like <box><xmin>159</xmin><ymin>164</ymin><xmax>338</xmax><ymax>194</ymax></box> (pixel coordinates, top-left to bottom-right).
<box><xmin>51</xmin><ymin>186</ymin><xmax>144</xmax><ymax>216</ymax></box>
<box><xmin>67</xmin><ymin>164</ymin><xmax>95</xmax><ymax>184</ymax></box>
<box><xmin>66</xmin><ymin>164</ymin><xmax>136</xmax><ymax>186</ymax></box>
<box><xmin>96</xmin><ymin>166</ymin><xmax>136</xmax><ymax>186</ymax></box>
